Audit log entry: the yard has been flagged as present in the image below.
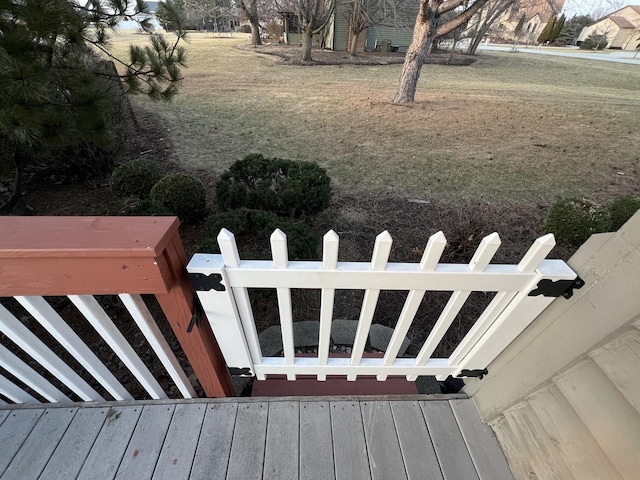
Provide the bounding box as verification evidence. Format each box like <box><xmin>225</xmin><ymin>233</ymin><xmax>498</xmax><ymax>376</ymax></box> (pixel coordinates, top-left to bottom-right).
<box><xmin>109</xmin><ymin>31</ymin><xmax>639</xmax><ymax>205</ymax></box>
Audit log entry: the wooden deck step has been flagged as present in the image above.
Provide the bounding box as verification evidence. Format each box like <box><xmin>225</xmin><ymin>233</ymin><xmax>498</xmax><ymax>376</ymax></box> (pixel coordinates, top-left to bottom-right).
<box><xmin>498</xmin><ymin>403</ymin><xmax>574</xmax><ymax>480</ymax></box>
<box><xmin>527</xmin><ymin>384</ymin><xmax>622</xmax><ymax>480</ymax></box>
<box><xmin>590</xmin><ymin>328</ymin><xmax>640</xmax><ymax>413</ymax></box>
<box><xmin>554</xmin><ymin>358</ymin><xmax>640</xmax><ymax>479</ymax></box>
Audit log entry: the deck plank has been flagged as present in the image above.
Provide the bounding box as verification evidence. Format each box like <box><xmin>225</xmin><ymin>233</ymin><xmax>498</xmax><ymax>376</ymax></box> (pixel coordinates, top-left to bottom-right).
<box><xmin>330</xmin><ymin>401</ymin><xmax>370</xmax><ymax>480</ymax></box>
<box><xmin>421</xmin><ymin>401</ymin><xmax>480</xmax><ymax>480</ymax></box>
<box><xmin>38</xmin><ymin>407</ymin><xmax>109</xmax><ymax>479</ymax></box>
<box><xmin>226</xmin><ymin>402</ymin><xmax>269</xmax><ymax>480</ymax></box>
<box><xmin>300</xmin><ymin>401</ymin><xmax>334</xmax><ymax>480</ymax></box>
<box><xmin>190</xmin><ymin>402</ymin><xmax>238</xmax><ymax>480</ymax></box>
<box><xmin>450</xmin><ymin>399</ymin><xmax>514</xmax><ymax>480</ymax></box>
<box><xmin>2</xmin><ymin>407</ymin><xmax>77</xmax><ymax>480</ymax></box>
<box><xmin>263</xmin><ymin>401</ymin><xmax>299</xmax><ymax>480</ymax></box>
<box><xmin>77</xmin><ymin>405</ymin><xmax>144</xmax><ymax>480</ymax></box>
<box><xmin>116</xmin><ymin>404</ymin><xmax>176</xmax><ymax>479</ymax></box>
<box><xmin>0</xmin><ymin>409</ymin><xmax>44</xmax><ymax>475</ymax></box>
<box><xmin>390</xmin><ymin>401</ymin><xmax>443</xmax><ymax>480</ymax></box>
<box><xmin>361</xmin><ymin>401</ymin><xmax>408</xmax><ymax>480</ymax></box>
<box><xmin>152</xmin><ymin>403</ymin><xmax>207</xmax><ymax>480</ymax></box>
<box><xmin>0</xmin><ymin>409</ymin><xmax>9</xmax><ymax>426</ymax></box>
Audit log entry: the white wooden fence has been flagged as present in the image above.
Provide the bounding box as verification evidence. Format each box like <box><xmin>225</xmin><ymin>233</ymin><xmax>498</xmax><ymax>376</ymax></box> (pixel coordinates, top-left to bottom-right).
<box><xmin>0</xmin><ymin>295</ymin><xmax>196</xmax><ymax>404</ymax></box>
<box><xmin>187</xmin><ymin>228</ymin><xmax>580</xmax><ymax>382</ymax></box>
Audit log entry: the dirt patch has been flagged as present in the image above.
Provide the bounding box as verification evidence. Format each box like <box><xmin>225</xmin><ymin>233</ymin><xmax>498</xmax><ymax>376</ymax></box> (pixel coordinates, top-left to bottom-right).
<box><xmin>237</xmin><ymin>43</ymin><xmax>478</xmax><ymax>66</ymax></box>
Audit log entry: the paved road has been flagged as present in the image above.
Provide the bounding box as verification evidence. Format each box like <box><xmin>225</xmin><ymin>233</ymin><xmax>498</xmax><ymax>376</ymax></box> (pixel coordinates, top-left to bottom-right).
<box><xmin>478</xmin><ymin>44</ymin><xmax>640</xmax><ymax>65</ymax></box>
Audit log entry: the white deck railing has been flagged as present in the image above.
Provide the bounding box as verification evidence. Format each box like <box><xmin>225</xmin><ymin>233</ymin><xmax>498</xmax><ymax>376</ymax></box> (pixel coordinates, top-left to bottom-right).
<box><xmin>0</xmin><ymin>294</ymin><xmax>196</xmax><ymax>404</ymax></box>
<box><xmin>187</xmin><ymin>228</ymin><xmax>579</xmax><ymax>382</ymax></box>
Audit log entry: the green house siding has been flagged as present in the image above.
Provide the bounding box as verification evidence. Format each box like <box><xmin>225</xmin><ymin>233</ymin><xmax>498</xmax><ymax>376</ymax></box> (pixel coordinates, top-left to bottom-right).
<box><xmin>365</xmin><ymin>26</ymin><xmax>414</xmax><ymax>52</ymax></box>
<box><xmin>333</xmin><ymin>4</ymin><xmax>350</xmax><ymax>50</ymax></box>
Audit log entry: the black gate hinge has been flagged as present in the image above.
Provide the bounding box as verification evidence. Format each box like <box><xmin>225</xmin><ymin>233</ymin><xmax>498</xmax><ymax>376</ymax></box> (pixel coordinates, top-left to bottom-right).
<box><xmin>528</xmin><ymin>276</ymin><xmax>585</xmax><ymax>299</ymax></box>
<box><xmin>187</xmin><ymin>294</ymin><xmax>204</xmax><ymax>333</ymax></box>
<box><xmin>457</xmin><ymin>369</ymin><xmax>488</xmax><ymax>379</ymax></box>
<box><xmin>188</xmin><ymin>272</ymin><xmax>226</xmax><ymax>292</ymax></box>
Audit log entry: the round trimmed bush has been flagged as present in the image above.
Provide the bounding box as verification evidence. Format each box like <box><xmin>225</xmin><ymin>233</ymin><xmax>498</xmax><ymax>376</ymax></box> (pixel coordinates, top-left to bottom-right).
<box><xmin>200</xmin><ymin>208</ymin><xmax>317</xmax><ymax>260</ymax></box>
<box><xmin>110</xmin><ymin>159</ymin><xmax>165</xmax><ymax>198</ymax></box>
<box><xmin>216</xmin><ymin>154</ymin><xmax>331</xmax><ymax>218</ymax></box>
<box><xmin>544</xmin><ymin>199</ymin><xmax>608</xmax><ymax>247</ymax></box>
<box><xmin>150</xmin><ymin>173</ymin><xmax>207</xmax><ymax>224</ymax></box>
<box><xmin>608</xmin><ymin>195</ymin><xmax>640</xmax><ymax>231</ymax></box>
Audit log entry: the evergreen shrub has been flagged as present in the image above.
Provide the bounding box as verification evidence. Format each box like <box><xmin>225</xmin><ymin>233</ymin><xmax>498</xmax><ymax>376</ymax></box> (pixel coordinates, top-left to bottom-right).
<box><xmin>216</xmin><ymin>154</ymin><xmax>331</xmax><ymax>218</ymax></box>
<box><xmin>608</xmin><ymin>195</ymin><xmax>640</xmax><ymax>231</ymax></box>
<box><xmin>150</xmin><ymin>173</ymin><xmax>207</xmax><ymax>224</ymax></box>
<box><xmin>579</xmin><ymin>34</ymin><xmax>607</xmax><ymax>50</ymax></box>
<box><xmin>200</xmin><ymin>208</ymin><xmax>317</xmax><ymax>260</ymax></box>
<box><xmin>544</xmin><ymin>199</ymin><xmax>608</xmax><ymax>246</ymax></box>
<box><xmin>110</xmin><ymin>159</ymin><xmax>165</xmax><ymax>198</ymax></box>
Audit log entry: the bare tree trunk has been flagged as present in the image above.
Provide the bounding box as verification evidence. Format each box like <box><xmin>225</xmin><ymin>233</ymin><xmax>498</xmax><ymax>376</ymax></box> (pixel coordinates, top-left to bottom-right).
<box><xmin>349</xmin><ymin>30</ymin><xmax>360</xmax><ymax>57</ymax></box>
<box><xmin>393</xmin><ymin>4</ymin><xmax>437</xmax><ymax>104</ymax></box>
<box><xmin>468</xmin><ymin>33</ymin><xmax>483</xmax><ymax>54</ymax></box>
<box><xmin>302</xmin><ymin>28</ymin><xmax>313</xmax><ymax>61</ymax></box>
<box><xmin>249</xmin><ymin>14</ymin><xmax>262</xmax><ymax>46</ymax></box>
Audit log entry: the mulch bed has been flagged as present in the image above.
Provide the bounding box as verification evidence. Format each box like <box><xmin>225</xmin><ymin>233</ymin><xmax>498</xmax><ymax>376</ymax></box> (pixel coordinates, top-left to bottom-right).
<box><xmin>237</xmin><ymin>43</ymin><xmax>478</xmax><ymax>67</ymax></box>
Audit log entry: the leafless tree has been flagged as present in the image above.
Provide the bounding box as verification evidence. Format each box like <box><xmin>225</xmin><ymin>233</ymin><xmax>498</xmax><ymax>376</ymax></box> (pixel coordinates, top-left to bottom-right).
<box><xmin>278</xmin><ymin>0</ymin><xmax>336</xmax><ymax>61</ymax></box>
<box><xmin>393</xmin><ymin>0</ymin><xmax>490</xmax><ymax>104</ymax></box>
<box><xmin>464</xmin><ymin>0</ymin><xmax>518</xmax><ymax>54</ymax></box>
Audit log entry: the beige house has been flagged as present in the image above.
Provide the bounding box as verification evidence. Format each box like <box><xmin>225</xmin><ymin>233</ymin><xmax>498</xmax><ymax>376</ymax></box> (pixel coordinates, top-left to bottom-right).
<box><xmin>489</xmin><ymin>0</ymin><xmax>564</xmax><ymax>43</ymax></box>
<box><xmin>578</xmin><ymin>5</ymin><xmax>640</xmax><ymax>50</ymax></box>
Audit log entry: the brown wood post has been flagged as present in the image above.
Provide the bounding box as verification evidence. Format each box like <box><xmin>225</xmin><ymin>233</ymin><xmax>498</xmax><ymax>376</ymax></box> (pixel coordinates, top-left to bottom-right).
<box><xmin>0</xmin><ymin>216</ymin><xmax>233</xmax><ymax>397</ymax></box>
<box><xmin>155</xmin><ymin>235</ymin><xmax>234</xmax><ymax>397</ymax></box>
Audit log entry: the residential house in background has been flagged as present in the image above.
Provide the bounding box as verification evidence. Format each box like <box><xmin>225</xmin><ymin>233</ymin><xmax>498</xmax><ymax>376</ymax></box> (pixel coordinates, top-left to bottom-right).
<box><xmin>283</xmin><ymin>0</ymin><xmax>565</xmax><ymax>52</ymax></box>
<box><xmin>578</xmin><ymin>5</ymin><xmax>640</xmax><ymax>50</ymax></box>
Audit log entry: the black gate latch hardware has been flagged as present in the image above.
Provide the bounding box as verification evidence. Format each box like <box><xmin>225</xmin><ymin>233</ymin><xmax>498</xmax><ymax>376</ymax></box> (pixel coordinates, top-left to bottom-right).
<box><xmin>457</xmin><ymin>369</ymin><xmax>488</xmax><ymax>379</ymax></box>
<box><xmin>188</xmin><ymin>272</ymin><xmax>226</xmax><ymax>292</ymax></box>
<box><xmin>187</xmin><ymin>294</ymin><xmax>204</xmax><ymax>333</ymax></box>
<box><xmin>528</xmin><ymin>276</ymin><xmax>585</xmax><ymax>299</ymax></box>
<box><xmin>228</xmin><ymin>367</ymin><xmax>253</xmax><ymax>377</ymax></box>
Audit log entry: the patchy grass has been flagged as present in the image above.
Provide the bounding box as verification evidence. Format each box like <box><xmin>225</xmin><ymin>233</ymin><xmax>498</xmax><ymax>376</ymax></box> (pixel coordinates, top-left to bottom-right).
<box><xmin>109</xmin><ymin>31</ymin><xmax>640</xmax><ymax>204</ymax></box>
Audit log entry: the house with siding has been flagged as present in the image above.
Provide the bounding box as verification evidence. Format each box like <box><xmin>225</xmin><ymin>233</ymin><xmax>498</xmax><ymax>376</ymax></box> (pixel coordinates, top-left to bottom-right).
<box><xmin>283</xmin><ymin>0</ymin><xmax>564</xmax><ymax>52</ymax></box>
<box><xmin>578</xmin><ymin>5</ymin><xmax>640</xmax><ymax>50</ymax></box>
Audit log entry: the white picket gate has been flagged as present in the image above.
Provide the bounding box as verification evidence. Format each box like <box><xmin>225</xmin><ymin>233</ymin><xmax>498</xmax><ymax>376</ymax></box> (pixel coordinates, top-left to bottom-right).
<box><xmin>187</xmin><ymin>228</ymin><xmax>580</xmax><ymax>382</ymax></box>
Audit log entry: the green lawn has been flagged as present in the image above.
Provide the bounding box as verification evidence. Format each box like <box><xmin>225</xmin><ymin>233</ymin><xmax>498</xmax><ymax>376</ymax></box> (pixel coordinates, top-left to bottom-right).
<box><xmin>111</xmin><ymin>31</ymin><xmax>640</xmax><ymax>204</ymax></box>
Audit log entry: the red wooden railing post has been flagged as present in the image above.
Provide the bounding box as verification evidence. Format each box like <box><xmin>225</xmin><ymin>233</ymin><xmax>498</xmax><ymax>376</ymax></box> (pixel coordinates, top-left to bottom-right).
<box><xmin>0</xmin><ymin>216</ymin><xmax>234</xmax><ymax>397</ymax></box>
<box><xmin>155</xmin><ymin>234</ymin><xmax>234</xmax><ymax>397</ymax></box>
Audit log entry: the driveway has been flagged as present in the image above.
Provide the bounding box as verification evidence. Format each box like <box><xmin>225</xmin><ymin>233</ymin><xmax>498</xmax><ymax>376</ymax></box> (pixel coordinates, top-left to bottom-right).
<box><xmin>478</xmin><ymin>44</ymin><xmax>640</xmax><ymax>65</ymax></box>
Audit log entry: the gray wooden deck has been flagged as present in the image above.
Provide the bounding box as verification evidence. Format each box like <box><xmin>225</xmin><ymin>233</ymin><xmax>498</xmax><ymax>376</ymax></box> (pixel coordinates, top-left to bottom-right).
<box><xmin>0</xmin><ymin>396</ymin><xmax>513</xmax><ymax>480</ymax></box>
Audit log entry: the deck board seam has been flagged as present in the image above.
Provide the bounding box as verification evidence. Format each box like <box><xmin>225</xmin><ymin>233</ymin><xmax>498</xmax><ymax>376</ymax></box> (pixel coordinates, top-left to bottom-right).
<box><xmin>36</xmin><ymin>407</ymin><xmax>80</xmax><ymax>480</ymax></box>
<box><xmin>418</xmin><ymin>401</ymin><xmax>446</xmax><ymax>480</ymax></box>
<box><xmin>147</xmin><ymin>404</ymin><xmax>177</xmax><ymax>480</ymax></box>
<box><xmin>0</xmin><ymin>409</ymin><xmax>45</xmax><ymax>477</ymax></box>
<box><xmin>72</xmin><ymin>407</ymin><xmax>110</xmax><ymax>480</ymax></box>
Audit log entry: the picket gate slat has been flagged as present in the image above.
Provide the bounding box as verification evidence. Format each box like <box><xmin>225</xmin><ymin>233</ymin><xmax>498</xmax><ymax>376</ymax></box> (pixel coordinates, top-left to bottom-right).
<box><xmin>218</xmin><ymin>229</ymin><xmax>263</xmax><ymax>366</ymax></box>
<box><xmin>349</xmin><ymin>231</ymin><xmax>393</xmax><ymax>381</ymax></box>
<box><xmin>318</xmin><ymin>231</ymin><xmax>340</xmax><ymax>380</ymax></box>
<box><xmin>447</xmin><ymin>234</ymin><xmax>557</xmax><ymax>367</ymax></box>
<box><xmin>187</xmin><ymin>228</ymin><xmax>578</xmax><ymax>383</ymax></box>
<box><xmin>413</xmin><ymin>233</ymin><xmax>502</xmax><ymax>370</ymax></box>
<box><xmin>381</xmin><ymin>232</ymin><xmax>447</xmax><ymax>381</ymax></box>
<box><xmin>272</xmin><ymin>230</ymin><xmax>296</xmax><ymax>380</ymax></box>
